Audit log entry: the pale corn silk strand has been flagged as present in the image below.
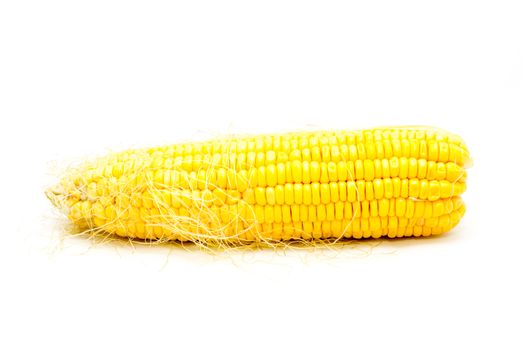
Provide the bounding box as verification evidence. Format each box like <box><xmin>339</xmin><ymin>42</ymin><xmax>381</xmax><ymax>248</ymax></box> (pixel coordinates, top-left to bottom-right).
<box><xmin>46</xmin><ymin>126</ymin><xmax>470</xmax><ymax>251</ymax></box>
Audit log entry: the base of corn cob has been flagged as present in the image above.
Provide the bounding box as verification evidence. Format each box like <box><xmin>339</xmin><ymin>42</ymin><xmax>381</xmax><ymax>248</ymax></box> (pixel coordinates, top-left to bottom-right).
<box><xmin>47</xmin><ymin>126</ymin><xmax>470</xmax><ymax>247</ymax></box>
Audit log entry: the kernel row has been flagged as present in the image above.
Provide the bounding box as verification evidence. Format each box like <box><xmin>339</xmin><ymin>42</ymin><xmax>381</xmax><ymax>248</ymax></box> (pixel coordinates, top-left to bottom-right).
<box><xmin>147</xmin><ymin>139</ymin><xmax>469</xmax><ymax>171</ymax></box>
<box><xmin>243</xmin><ymin>179</ymin><xmax>464</xmax><ymax>205</ymax></box>
<box><xmin>98</xmin><ymin>205</ymin><xmax>465</xmax><ymax>241</ymax></box>
<box><xmin>84</xmin><ymin>194</ymin><xmax>463</xmax><ymax>227</ymax></box>
<box><xmin>87</xmin><ymin>157</ymin><xmax>466</xmax><ymax>195</ymax></box>
<box><xmin>149</xmin><ymin>128</ymin><xmax>468</xmax><ymax>158</ymax></box>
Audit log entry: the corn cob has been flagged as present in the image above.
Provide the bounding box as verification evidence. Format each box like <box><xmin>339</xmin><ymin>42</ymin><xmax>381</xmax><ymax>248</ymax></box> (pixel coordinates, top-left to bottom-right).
<box><xmin>47</xmin><ymin>126</ymin><xmax>470</xmax><ymax>246</ymax></box>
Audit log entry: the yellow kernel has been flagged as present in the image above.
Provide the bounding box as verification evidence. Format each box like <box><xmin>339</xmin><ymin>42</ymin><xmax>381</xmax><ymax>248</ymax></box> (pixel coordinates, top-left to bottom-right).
<box><xmin>392</xmin><ymin>178</ymin><xmax>401</xmax><ymax>197</ymax></box>
<box><xmin>436</xmin><ymin>162</ymin><xmax>447</xmax><ymax>180</ymax></box>
<box><xmin>428</xmin><ymin>181</ymin><xmax>441</xmax><ymax>201</ymax></box>
<box><xmin>291</xmin><ymin>205</ymin><xmax>300</xmax><ymax>222</ymax></box>
<box><xmin>370</xmin><ymin>201</ymin><xmax>378</xmax><ymax>219</ymax></box>
<box><xmin>446</xmin><ymin>162</ymin><xmax>464</xmax><ymax>182</ymax></box>
<box><xmin>266</xmin><ymin>187</ymin><xmax>276</xmax><ymax>205</ymax></box>
<box><xmin>142</xmin><ymin>192</ymin><xmax>153</xmax><ymax>208</ymax></box>
<box><xmin>320</xmin><ymin>163</ymin><xmax>329</xmax><ymax>183</ymax></box>
<box><xmin>335</xmin><ymin>202</ymin><xmax>344</xmax><ymax>220</ymax></box>
<box><xmin>300</xmin><ymin>205</ymin><xmax>309</xmax><ymax>222</ymax></box>
<box><xmin>317</xmin><ymin>204</ymin><xmax>326</xmax><ymax>221</ymax></box>
<box><xmin>356</xmin><ymin>180</ymin><xmax>366</xmax><ymax>200</ymax></box>
<box><xmin>311</xmin><ymin>183</ymin><xmax>321</xmax><ymax>205</ymax></box>
<box><xmin>212</xmin><ymin>188</ymin><xmax>227</xmax><ymax>205</ymax></box>
<box><xmin>408</xmin><ymin>179</ymin><xmax>420</xmax><ymax>198</ymax></box>
<box><xmin>349</xmin><ymin>144</ymin><xmax>358</xmax><ymax>160</ymax></box>
<box><xmin>284</xmin><ymin>183</ymin><xmax>294</xmax><ymax>205</ymax></box>
<box><xmin>352</xmin><ymin>201</ymin><xmax>361</xmax><ymax>218</ymax></box>
<box><xmin>419</xmin><ymin>180</ymin><xmax>429</xmax><ymax>199</ymax></box>
<box><xmin>401</xmin><ymin>179</ymin><xmax>409</xmax><ymax>198</ymax></box>
<box><xmin>217</xmin><ymin>168</ymin><xmax>227</xmax><ymax>188</ymax></box>
<box><xmin>338</xmin><ymin>182</ymin><xmax>347</xmax><ymax>202</ymax></box>
<box><xmin>274</xmin><ymin>205</ymin><xmax>282</xmax><ymax>223</ymax></box>
<box><xmin>365</xmin><ymin>181</ymin><xmax>374</xmax><ymax>201</ymax></box>
<box><xmin>344</xmin><ymin>202</ymin><xmax>353</xmax><ymax>219</ymax></box>
<box><xmin>405</xmin><ymin>199</ymin><xmax>415</xmax><ymax>218</ymax></box>
<box><xmin>390</xmin><ymin>157</ymin><xmax>400</xmax><ymax>177</ymax></box>
<box><xmin>86</xmin><ymin>182</ymin><xmax>97</xmax><ymax>200</ymax></box>
<box><xmin>321</xmin><ymin>221</ymin><xmax>331</xmax><ymax>238</ymax></box>
<box><xmin>264</xmin><ymin>206</ymin><xmax>274</xmax><ymax>223</ymax></box>
<box><xmin>105</xmin><ymin>204</ymin><xmax>117</xmax><ymax>221</ymax></box>
<box><xmin>357</xmin><ymin>143</ymin><xmax>366</xmax><ymax>160</ymax></box>
<box><xmin>310</xmin><ymin>161</ymin><xmax>321</xmax><ymax>182</ymax></box>
<box><xmin>439</xmin><ymin>181</ymin><xmax>452</xmax><ymax>198</ymax></box>
<box><xmin>414</xmin><ymin>201</ymin><xmax>425</xmax><ymax>218</ymax></box>
<box><xmin>347</xmin><ymin>181</ymin><xmax>358</xmax><ymax>202</ymax></box>
<box><xmin>290</xmin><ymin>150</ymin><xmax>302</xmax><ymax>161</ymax></box>
<box><xmin>375</xmin><ymin>141</ymin><xmax>384</xmax><ymax>159</ymax></box>
<box><xmin>320</xmin><ymin>183</ymin><xmax>330</xmax><ymax>204</ymax></box>
<box><xmin>373</xmin><ymin>159</ymin><xmax>382</xmax><ymax>179</ymax></box>
<box><xmin>92</xmin><ymin>202</ymin><xmax>106</xmax><ymax>219</ymax></box>
<box><xmin>266</xmin><ymin>150</ymin><xmax>276</xmax><ymax>164</ymax></box>
<box><xmin>328</xmin><ymin>162</ymin><xmax>338</xmax><ymax>182</ymax></box>
<box><xmin>373</xmin><ymin>179</ymin><xmax>384</xmax><ymax>199</ymax></box>
<box><xmin>355</xmin><ymin>160</ymin><xmax>364</xmax><ymax>180</ymax></box>
<box><xmin>255</xmin><ymin>205</ymin><xmax>265</xmax><ymax>223</ymax></box>
<box><xmin>302</xmin><ymin>148</ymin><xmax>311</xmax><ymax>161</ymax></box>
<box><xmin>426</xmin><ymin>161</ymin><xmax>436</xmax><ymax>180</ymax></box>
<box><xmin>399</xmin><ymin>157</ymin><xmax>409</xmax><ymax>179</ymax></box>
<box><xmin>346</xmin><ymin>161</ymin><xmax>355</xmax><ymax>180</ymax></box>
<box><xmin>388</xmin><ymin>217</ymin><xmax>398</xmax><ymax>237</ymax></box>
<box><xmin>277</xmin><ymin>163</ymin><xmax>286</xmax><ymax>184</ymax></box>
<box><xmin>337</xmin><ymin>161</ymin><xmax>348</xmax><ymax>181</ymax></box>
<box><xmin>428</xmin><ymin>141</ymin><xmax>439</xmax><ymax>161</ymax></box>
<box><xmin>302</xmin><ymin>161</ymin><xmax>311</xmax><ymax>183</ymax></box>
<box><xmin>292</xmin><ymin>160</ymin><xmax>302</xmax><ymax>183</ymax></box>
<box><xmin>266</xmin><ymin>164</ymin><xmax>277</xmax><ymax>187</ymax></box>
<box><xmin>331</xmin><ymin>145</ymin><xmax>341</xmax><ymax>162</ymax></box>
<box><xmin>383</xmin><ymin>140</ymin><xmax>393</xmax><ymax>159</ymax></box>
<box><xmin>303</xmin><ymin>184</ymin><xmax>312</xmax><ymax>205</ymax></box>
<box><xmin>303</xmin><ymin>221</ymin><xmax>313</xmax><ymax>236</ymax></box>
<box><xmin>433</xmin><ymin>200</ymin><xmax>444</xmax><ymax>217</ymax></box>
<box><xmin>396</xmin><ymin>198</ymin><xmax>407</xmax><ymax>217</ymax></box>
<box><xmin>294</xmin><ymin>184</ymin><xmax>303</xmax><ymax>204</ymax></box>
<box><xmin>243</xmin><ymin>188</ymin><xmax>255</xmax><ymax>204</ymax></box>
<box><xmin>330</xmin><ymin>182</ymin><xmax>339</xmax><ymax>202</ymax></box>
<box><xmin>424</xmin><ymin>202</ymin><xmax>433</xmax><ymax>218</ymax></box>
<box><xmin>379</xmin><ymin>198</ymin><xmax>389</xmax><ymax>217</ymax></box>
<box><xmin>257</xmin><ymin>166</ymin><xmax>266</xmax><ymax>187</ymax></box>
<box><xmin>388</xmin><ymin>198</ymin><xmax>396</xmax><ymax>217</ymax></box>
<box><xmin>408</xmin><ymin>158</ymin><xmax>418</xmax><ymax>178</ymax></box>
<box><xmin>285</xmin><ymin>161</ymin><xmax>293</xmax><ymax>183</ymax></box>
<box><xmin>325</xmin><ymin>203</ymin><xmax>334</xmax><ymax>221</ymax></box>
<box><xmin>274</xmin><ymin>185</ymin><xmax>285</xmax><ymax>205</ymax></box>
<box><xmin>439</xmin><ymin>142</ymin><xmax>449</xmax><ymax>162</ymax></box>
<box><xmin>401</xmin><ymin>139</ymin><xmax>410</xmax><ymax>157</ymax></box>
<box><xmin>256</xmin><ymin>152</ymin><xmax>265</xmax><ymax>167</ymax></box>
<box><xmin>237</xmin><ymin>170</ymin><xmax>248</xmax><ymax>192</ymax></box>
<box><xmin>417</xmin><ymin>159</ymin><xmax>427</xmax><ymax>179</ymax></box>
<box><xmin>311</xmin><ymin>147</ymin><xmax>321</xmax><ymax>162</ymax></box>
<box><xmin>361</xmin><ymin>200</ymin><xmax>370</xmax><ymax>218</ymax></box>
<box><xmin>308</xmin><ymin>205</ymin><xmax>317</xmax><ymax>222</ymax></box>
<box><xmin>364</xmin><ymin>159</ymin><xmax>374</xmax><ymax>181</ymax></box>
<box><xmin>321</xmin><ymin>145</ymin><xmax>330</xmax><ymax>162</ymax></box>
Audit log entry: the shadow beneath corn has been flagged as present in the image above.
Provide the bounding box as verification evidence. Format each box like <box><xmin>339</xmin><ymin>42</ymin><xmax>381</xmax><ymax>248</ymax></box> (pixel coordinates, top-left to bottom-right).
<box><xmin>56</xmin><ymin>225</ymin><xmax>465</xmax><ymax>263</ymax></box>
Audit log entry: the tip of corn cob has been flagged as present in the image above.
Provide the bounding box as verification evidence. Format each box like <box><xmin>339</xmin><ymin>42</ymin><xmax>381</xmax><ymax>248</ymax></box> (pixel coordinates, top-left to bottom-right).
<box><xmin>46</xmin><ymin>185</ymin><xmax>65</xmax><ymax>211</ymax></box>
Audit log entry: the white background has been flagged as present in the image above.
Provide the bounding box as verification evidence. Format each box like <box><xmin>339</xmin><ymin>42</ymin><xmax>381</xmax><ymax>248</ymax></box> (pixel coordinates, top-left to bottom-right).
<box><xmin>1</xmin><ymin>1</ymin><xmax>524</xmax><ymax>349</ymax></box>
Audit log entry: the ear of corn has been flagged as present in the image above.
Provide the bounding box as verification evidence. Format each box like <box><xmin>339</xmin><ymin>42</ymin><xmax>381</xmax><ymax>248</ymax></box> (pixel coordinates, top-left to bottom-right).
<box><xmin>47</xmin><ymin>126</ymin><xmax>470</xmax><ymax>246</ymax></box>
